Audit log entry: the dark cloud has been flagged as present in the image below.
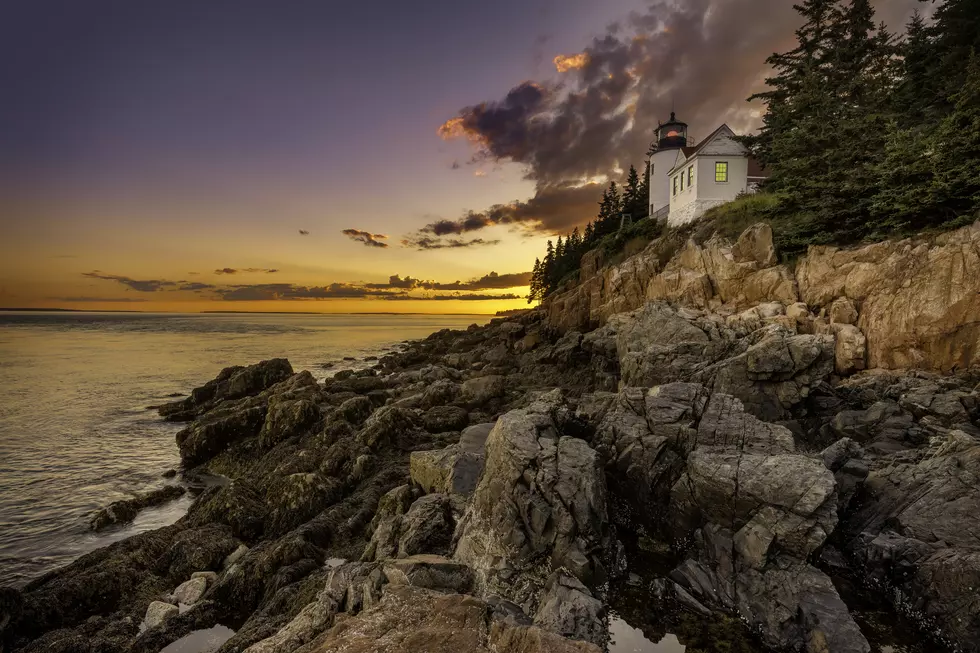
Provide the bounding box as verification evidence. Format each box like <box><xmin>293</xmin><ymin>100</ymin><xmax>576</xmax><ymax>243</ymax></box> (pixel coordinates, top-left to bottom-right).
<box><xmin>342</xmin><ymin>229</ymin><xmax>390</xmax><ymax>248</ymax></box>
<box><xmin>82</xmin><ymin>272</ymin><xmax>178</xmax><ymax>292</ymax></box>
<box><xmin>365</xmin><ymin>271</ymin><xmax>532</xmax><ymax>292</ymax></box>
<box><xmin>426</xmin><ymin>0</ymin><xmax>919</xmax><ymax>242</ymax></box>
<box><xmin>214</xmin><ymin>268</ymin><xmax>279</xmax><ymax>275</ymax></box>
<box><xmin>215</xmin><ymin>282</ymin><xmax>402</xmax><ymax>302</ymax></box>
<box><xmin>49</xmin><ymin>296</ymin><xmax>149</xmax><ymax>302</ymax></box>
<box><xmin>384</xmin><ymin>293</ymin><xmax>523</xmax><ymax>302</ymax></box>
<box><xmin>416</xmin><ymin>183</ymin><xmax>604</xmax><ymax>238</ymax></box>
<box><xmin>401</xmin><ymin>236</ymin><xmax>501</xmax><ymax>251</ymax></box>
<box><xmin>299</xmin><ymin>229</ymin><xmax>310</xmax><ymax>236</ymax></box>
<box><xmin>178</xmin><ymin>282</ymin><xmax>215</xmax><ymax>292</ymax></box>
<box><xmin>82</xmin><ymin>270</ymin><xmax>531</xmax><ymax>302</ymax></box>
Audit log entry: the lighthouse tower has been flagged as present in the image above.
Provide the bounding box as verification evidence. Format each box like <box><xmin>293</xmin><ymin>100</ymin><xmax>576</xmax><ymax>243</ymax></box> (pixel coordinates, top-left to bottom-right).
<box><xmin>648</xmin><ymin>112</ymin><xmax>688</xmax><ymax>217</ymax></box>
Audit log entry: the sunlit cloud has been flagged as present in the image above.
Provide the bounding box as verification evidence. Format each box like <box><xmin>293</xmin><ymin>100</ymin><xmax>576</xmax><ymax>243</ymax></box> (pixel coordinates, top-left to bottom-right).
<box><xmin>553</xmin><ymin>52</ymin><xmax>589</xmax><ymax>72</ymax></box>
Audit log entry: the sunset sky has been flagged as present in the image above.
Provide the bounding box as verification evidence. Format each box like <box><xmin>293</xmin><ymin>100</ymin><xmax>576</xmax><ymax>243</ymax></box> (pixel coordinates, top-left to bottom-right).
<box><xmin>0</xmin><ymin>0</ymin><xmax>920</xmax><ymax>314</ymax></box>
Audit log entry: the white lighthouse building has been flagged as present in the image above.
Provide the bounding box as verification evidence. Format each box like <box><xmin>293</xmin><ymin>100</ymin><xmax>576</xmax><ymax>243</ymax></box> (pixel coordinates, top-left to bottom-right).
<box><xmin>648</xmin><ymin>113</ymin><xmax>768</xmax><ymax>226</ymax></box>
<box><xmin>648</xmin><ymin>112</ymin><xmax>689</xmax><ymax>220</ymax></box>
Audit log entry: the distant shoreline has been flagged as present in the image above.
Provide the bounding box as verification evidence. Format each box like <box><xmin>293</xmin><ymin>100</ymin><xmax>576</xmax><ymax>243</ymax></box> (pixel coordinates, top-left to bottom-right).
<box><xmin>0</xmin><ymin>307</ymin><xmax>497</xmax><ymax>316</ymax></box>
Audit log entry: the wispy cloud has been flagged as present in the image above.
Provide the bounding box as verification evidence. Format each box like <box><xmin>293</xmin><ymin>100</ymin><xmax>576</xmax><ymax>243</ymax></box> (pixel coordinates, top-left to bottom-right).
<box><xmin>342</xmin><ymin>229</ymin><xmax>389</xmax><ymax>248</ymax></box>
<box><xmin>401</xmin><ymin>236</ymin><xmax>501</xmax><ymax>250</ymax></box>
<box><xmin>49</xmin><ymin>296</ymin><xmax>149</xmax><ymax>303</ymax></box>
<box><xmin>214</xmin><ymin>268</ymin><xmax>279</xmax><ymax>275</ymax></box>
<box><xmin>82</xmin><ymin>272</ymin><xmax>178</xmax><ymax>292</ymax></box>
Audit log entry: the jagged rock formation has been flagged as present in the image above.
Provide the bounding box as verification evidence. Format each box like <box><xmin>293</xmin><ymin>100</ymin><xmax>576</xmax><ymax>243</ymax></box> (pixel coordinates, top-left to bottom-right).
<box><xmin>3</xmin><ymin>221</ymin><xmax>980</xmax><ymax>653</ymax></box>
<box><xmin>546</xmin><ymin>219</ymin><xmax>980</xmax><ymax>374</ymax></box>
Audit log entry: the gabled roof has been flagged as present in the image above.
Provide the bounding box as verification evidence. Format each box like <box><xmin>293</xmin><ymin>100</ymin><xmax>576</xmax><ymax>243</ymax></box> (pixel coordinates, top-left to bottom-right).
<box><xmin>668</xmin><ymin>124</ymin><xmax>740</xmax><ymax>174</ymax></box>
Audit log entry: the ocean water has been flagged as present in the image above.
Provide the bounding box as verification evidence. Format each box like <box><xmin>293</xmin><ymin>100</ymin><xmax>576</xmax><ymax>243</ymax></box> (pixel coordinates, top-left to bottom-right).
<box><xmin>0</xmin><ymin>311</ymin><xmax>488</xmax><ymax>587</ymax></box>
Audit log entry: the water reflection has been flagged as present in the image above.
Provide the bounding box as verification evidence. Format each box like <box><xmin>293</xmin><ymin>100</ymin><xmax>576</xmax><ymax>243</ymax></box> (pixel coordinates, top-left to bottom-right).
<box><xmin>609</xmin><ymin>615</ymin><xmax>684</xmax><ymax>652</ymax></box>
<box><xmin>158</xmin><ymin>625</ymin><xmax>235</xmax><ymax>653</ymax></box>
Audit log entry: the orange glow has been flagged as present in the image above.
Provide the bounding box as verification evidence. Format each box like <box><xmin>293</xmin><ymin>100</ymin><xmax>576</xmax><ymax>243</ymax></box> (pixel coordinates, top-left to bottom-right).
<box><xmin>553</xmin><ymin>52</ymin><xmax>589</xmax><ymax>73</ymax></box>
<box><xmin>437</xmin><ymin>116</ymin><xmax>467</xmax><ymax>140</ymax></box>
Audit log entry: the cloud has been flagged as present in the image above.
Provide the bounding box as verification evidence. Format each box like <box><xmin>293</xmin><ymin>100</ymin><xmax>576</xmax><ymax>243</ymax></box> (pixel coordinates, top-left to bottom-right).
<box><xmin>554</xmin><ymin>52</ymin><xmax>590</xmax><ymax>73</ymax></box>
<box><xmin>427</xmin><ymin>0</ymin><xmax>919</xmax><ymax>240</ymax></box>
<box><xmin>384</xmin><ymin>293</ymin><xmax>523</xmax><ymax>302</ymax></box>
<box><xmin>474</xmin><ymin>170</ymin><xmax>487</xmax><ymax>177</ymax></box>
<box><xmin>401</xmin><ymin>236</ymin><xmax>502</xmax><ymax>251</ymax></box>
<box><xmin>215</xmin><ymin>283</ymin><xmax>402</xmax><ymax>302</ymax></box>
<box><xmin>342</xmin><ymin>229</ymin><xmax>390</xmax><ymax>248</ymax></box>
<box><xmin>49</xmin><ymin>296</ymin><xmax>149</xmax><ymax>303</ymax></box>
<box><xmin>214</xmin><ymin>268</ymin><xmax>279</xmax><ymax>275</ymax></box>
<box><xmin>178</xmin><ymin>282</ymin><xmax>215</xmax><ymax>292</ymax></box>
<box><xmin>80</xmin><ymin>269</ymin><xmax>533</xmax><ymax>303</ymax></box>
<box><xmin>413</xmin><ymin>182</ymin><xmax>604</xmax><ymax>238</ymax></box>
<box><xmin>82</xmin><ymin>272</ymin><xmax>178</xmax><ymax>292</ymax></box>
<box><xmin>299</xmin><ymin>229</ymin><xmax>310</xmax><ymax>236</ymax></box>
<box><xmin>365</xmin><ymin>271</ymin><xmax>532</xmax><ymax>292</ymax></box>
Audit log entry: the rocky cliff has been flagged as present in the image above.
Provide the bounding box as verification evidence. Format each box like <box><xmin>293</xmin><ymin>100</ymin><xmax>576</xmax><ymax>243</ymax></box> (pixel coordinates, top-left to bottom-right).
<box><xmin>1</xmin><ymin>222</ymin><xmax>979</xmax><ymax>653</ymax></box>
<box><xmin>546</xmin><ymin>220</ymin><xmax>980</xmax><ymax>373</ymax></box>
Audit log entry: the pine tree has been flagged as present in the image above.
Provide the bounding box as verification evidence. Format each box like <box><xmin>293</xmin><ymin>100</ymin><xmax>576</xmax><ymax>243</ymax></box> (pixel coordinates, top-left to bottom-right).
<box><xmin>931</xmin><ymin>50</ymin><xmax>980</xmax><ymax>221</ymax></box>
<box><xmin>542</xmin><ymin>240</ymin><xmax>555</xmax><ymax>296</ymax></box>
<box><xmin>639</xmin><ymin>160</ymin><xmax>651</xmax><ymax>217</ymax></box>
<box><xmin>622</xmin><ymin>165</ymin><xmax>641</xmax><ymax>218</ymax></box>
<box><xmin>743</xmin><ymin>0</ymin><xmax>841</xmax><ymax>169</ymax></box>
<box><xmin>892</xmin><ymin>11</ymin><xmax>941</xmax><ymax>127</ymax></box>
<box><xmin>584</xmin><ymin>222</ymin><xmax>595</xmax><ymax>243</ymax></box>
<box><xmin>528</xmin><ymin>258</ymin><xmax>541</xmax><ymax>303</ymax></box>
<box><xmin>931</xmin><ymin>0</ymin><xmax>980</xmax><ymax>113</ymax></box>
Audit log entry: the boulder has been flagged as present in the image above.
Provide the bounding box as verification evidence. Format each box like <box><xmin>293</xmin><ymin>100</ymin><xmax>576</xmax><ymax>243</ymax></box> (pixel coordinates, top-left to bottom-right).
<box><xmin>671</xmin><ymin>526</ymin><xmax>869</xmax><ymax>653</ymax></box>
<box><xmin>421</xmin><ymin>405</ymin><xmax>469</xmax><ymax>433</ymax></box>
<box><xmin>158</xmin><ymin>358</ymin><xmax>294</xmax><ymax>420</ymax></box>
<box><xmin>143</xmin><ymin>601</ymin><xmax>179</xmax><ymax>630</ymax></box>
<box><xmin>531</xmin><ymin>571</ymin><xmax>605</xmax><ymax>646</ymax></box>
<box><xmin>797</xmin><ymin>221</ymin><xmax>980</xmax><ymax>371</ymax></box>
<box><xmin>382</xmin><ymin>554</ymin><xmax>474</xmax><ymax>594</ymax></box>
<box><xmin>829</xmin><ymin>296</ymin><xmax>859</xmax><ymax>325</ymax></box>
<box><xmin>303</xmin><ymin>584</ymin><xmax>600</xmax><ymax>653</ymax></box>
<box><xmin>259</xmin><ymin>397</ymin><xmax>321</xmax><ymax>448</ymax></box>
<box><xmin>176</xmin><ymin>403</ymin><xmax>267</xmax><ymax>466</ymax></box>
<box><xmin>171</xmin><ymin>576</ymin><xmax>207</xmax><ymax>605</ymax></box>
<box><xmin>454</xmin><ymin>406</ymin><xmax>608</xmax><ymax>614</ymax></box>
<box><xmin>363</xmin><ymin>494</ymin><xmax>454</xmax><ymax>561</ymax></box>
<box><xmin>358</xmin><ymin>406</ymin><xmax>419</xmax><ymax>449</ymax></box>
<box><xmin>461</xmin><ymin>375</ymin><xmax>506</xmax><ymax>406</ymax></box>
<box><xmin>89</xmin><ymin>485</ymin><xmax>186</xmax><ymax>531</ymax></box>
<box><xmin>843</xmin><ymin>430</ymin><xmax>980</xmax><ymax>650</ymax></box>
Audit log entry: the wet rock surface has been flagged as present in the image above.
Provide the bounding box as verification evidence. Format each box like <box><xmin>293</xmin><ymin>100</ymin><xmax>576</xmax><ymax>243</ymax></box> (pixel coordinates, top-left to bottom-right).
<box><xmin>4</xmin><ymin>222</ymin><xmax>980</xmax><ymax>653</ymax></box>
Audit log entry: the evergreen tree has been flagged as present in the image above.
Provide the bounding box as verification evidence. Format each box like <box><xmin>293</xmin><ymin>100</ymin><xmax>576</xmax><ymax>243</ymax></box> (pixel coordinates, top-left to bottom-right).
<box><xmin>742</xmin><ymin>0</ymin><xmax>841</xmax><ymax>170</ymax></box>
<box><xmin>931</xmin><ymin>0</ymin><xmax>980</xmax><ymax>113</ymax></box>
<box><xmin>892</xmin><ymin>11</ymin><xmax>941</xmax><ymax>127</ymax></box>
<box><xmin>584</xmin><ymin>221</ymin><xmax>595</xmax><ymax>243</ymax></box>
<box><xmin>931</xmin><ymin>51</ymin><xmax>980</xmax><ymax>221</ymax></box>
<box><xmin>639</xmin><ymin>160</ymin><xmax>651</xmax><ymax>217</ymax></box>
<box><xmin>528</xmin><ymin>257</ymin><xmax>543</xmax><ymax>303</ymax></box>
<box><xmin>542</xmin><ymin>240</ymin><xmax>555</xmax><ymax>295</ymax></box>
<box><xmin>622</xmin><ymin>165</ymin><xmax>641</xmax><ymax>218</ymax></box>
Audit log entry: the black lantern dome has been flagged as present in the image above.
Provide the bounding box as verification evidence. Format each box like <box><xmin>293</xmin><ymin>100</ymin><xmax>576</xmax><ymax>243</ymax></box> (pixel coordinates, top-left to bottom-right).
<box><xmin>654</xmin><ymin>112</ymin><xmax>688</xmax><ymax>150</ymax></box>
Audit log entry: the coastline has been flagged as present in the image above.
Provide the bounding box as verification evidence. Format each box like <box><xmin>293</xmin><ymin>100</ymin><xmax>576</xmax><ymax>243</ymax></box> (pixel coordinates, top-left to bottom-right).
<box><xmin>2</xmin><ymin>223</ymin><xmax>979</xmax><ymax>653</ymax></box>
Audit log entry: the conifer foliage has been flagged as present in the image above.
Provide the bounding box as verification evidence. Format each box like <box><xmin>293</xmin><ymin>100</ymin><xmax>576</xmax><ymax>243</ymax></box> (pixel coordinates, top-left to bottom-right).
<box><xmin>745</xmin><ymin>0</ymin><xmax>980</xmax><ymax>251</ymax></box>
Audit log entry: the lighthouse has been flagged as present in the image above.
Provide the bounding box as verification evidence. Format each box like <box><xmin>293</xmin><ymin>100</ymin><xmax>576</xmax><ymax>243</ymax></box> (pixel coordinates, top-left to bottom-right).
<box><xmin>648</xmin><ymin>112</ymin><xmax>688</xmax><ymax>218</ymax></box>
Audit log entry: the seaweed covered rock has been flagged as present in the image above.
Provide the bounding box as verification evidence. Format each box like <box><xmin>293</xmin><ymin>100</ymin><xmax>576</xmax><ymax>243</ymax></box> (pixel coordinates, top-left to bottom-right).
<box><xmin>89</xmin><ymin>485</ymin><xmax>186</xmax><ymax>531</ymax></box>
<box><xmin>158</xmin><ymin>358</ymin><xmax>294</xmax><ymax>421</ymax></box>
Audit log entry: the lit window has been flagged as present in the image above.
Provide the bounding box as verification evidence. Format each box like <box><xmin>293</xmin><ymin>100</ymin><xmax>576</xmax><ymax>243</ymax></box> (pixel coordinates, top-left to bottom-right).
<box><xmin>673</xmin><ymin>177</ymin><xmax>677</xmax><ymax>195</ymax></box>
<box><xmin>715</xmin><ymin>162</ymin><xmax>728</xmax><ymax>182</ymax></box>
<box><xmin>688</xmin><ymin>166</ymin><xmax>694</xmax><ymax>186</ymax></box>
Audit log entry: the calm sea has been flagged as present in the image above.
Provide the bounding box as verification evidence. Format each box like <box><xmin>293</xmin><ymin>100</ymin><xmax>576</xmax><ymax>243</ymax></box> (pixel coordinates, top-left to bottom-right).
<box><xmin>0</xmin><ymin>311</ymin><xmax>488</xmax><ymax>587</ymax></box>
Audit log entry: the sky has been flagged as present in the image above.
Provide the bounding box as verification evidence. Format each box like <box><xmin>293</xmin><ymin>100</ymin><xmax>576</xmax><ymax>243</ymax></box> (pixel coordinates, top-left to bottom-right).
<box><xmin>0</xmin><ymin>0</ymin><xmax>921</xmax><ymax>314</ymax></box>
